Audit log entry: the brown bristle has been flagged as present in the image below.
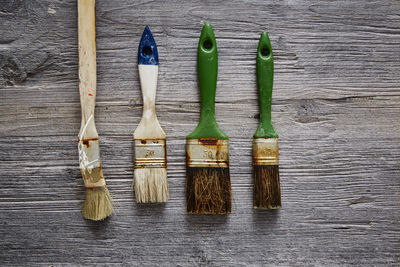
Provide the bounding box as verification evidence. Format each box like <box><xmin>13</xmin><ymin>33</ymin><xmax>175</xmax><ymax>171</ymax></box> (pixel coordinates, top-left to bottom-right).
<box><xmin>253</xmin><ymin>165</ymin><xmax>281</xmax><ymax>209</ymax></box>
<box><xmin>186</xmin><ymin>167</ymin><xmax>231</xmax><ymax>214</ymax></box>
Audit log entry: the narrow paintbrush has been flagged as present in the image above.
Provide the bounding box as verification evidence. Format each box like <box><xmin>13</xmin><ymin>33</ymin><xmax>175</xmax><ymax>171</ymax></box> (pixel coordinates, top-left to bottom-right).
<box><xmin>77</xmin><ymin>0</ymin><xmax>113</xmax><ymax>220</ymax></box>
<box><xmin>253</xmin><ymin>32</ymin><xmax>281</xmax><ymax>209</ymax></box>
<box><xmin>186</xmin><ymin>23</ymin><xmax>232</xmax><ymax>214</ymax></box>
<box><xmin>133</xmin><ymin>26</ymin><xmax>168</xmax><ymax>203</ymax></box>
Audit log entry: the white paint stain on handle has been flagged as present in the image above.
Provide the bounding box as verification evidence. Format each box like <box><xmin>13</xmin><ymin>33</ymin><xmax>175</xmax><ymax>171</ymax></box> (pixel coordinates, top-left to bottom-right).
<box><xmin>134</xmin><ymin>65</ymin><xmax>165</xmax><ymax>139</ymax></box>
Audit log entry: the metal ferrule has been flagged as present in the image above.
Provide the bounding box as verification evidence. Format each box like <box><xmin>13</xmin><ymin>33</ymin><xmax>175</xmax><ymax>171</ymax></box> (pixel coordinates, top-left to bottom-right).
<box><xmin>186</xmin><ymin>139</ymin><xmax>229</xmax><ymax>168</ymax></box>
<box><xmin>78</xmin><ymin>139</ymin><xmax>106</xmax><ymax>188</ymax></box>
<box><xmin>84</xmin><ymin>178</ymin><xmax>106</xmax><ymax>188</ymax></box>
<box><xmin>253</xmin><ymin>138</ymin><xmax>279</xmax><ymax>165</ymax></box>
<box><xmin>134</xmin><ymin>139</ymin><xmax>166</xmax><ymax>168</ymax></box>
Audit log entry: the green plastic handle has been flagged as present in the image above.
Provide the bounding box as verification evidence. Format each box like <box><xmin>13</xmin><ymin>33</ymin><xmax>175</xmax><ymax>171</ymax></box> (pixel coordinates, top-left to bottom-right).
<box><xmin>187</xmin><ymin>24</ymin><xmax>228</xmax><ymax>140</ymax></box>
<box><xmin>254</xmin><ymin>32</ymin><xmax>278</xmax><ymax>138</ymax></box>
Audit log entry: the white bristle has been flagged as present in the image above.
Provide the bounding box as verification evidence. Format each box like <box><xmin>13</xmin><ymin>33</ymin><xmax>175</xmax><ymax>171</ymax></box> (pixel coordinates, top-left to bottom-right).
<box><xmin>134</xmin><ymin>168</ymin><xmax>168</xmax><ymax>203</ymax></box>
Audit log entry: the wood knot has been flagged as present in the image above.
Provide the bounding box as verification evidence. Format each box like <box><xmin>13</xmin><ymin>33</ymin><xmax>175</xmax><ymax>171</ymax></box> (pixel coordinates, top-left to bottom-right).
<box><xmin>296</xmin><ymin>99</ymin><xmax>321</xmax><ymax>123</ymax></box>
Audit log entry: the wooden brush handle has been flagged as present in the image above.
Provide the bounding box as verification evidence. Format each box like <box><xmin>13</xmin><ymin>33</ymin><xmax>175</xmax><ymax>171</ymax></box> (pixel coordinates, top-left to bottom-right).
<box><xmin>134</xmin><ymin>64</ymin><xmax>166</xmax><ymax>139</ymax></box>
<box><xmin>134</xmin><ymin>27</ymin><xmax>165</xmax><ymax>139</ymax></box>
<box><xmin>78</xmin><ymin>0</ymin><xmax>98</xmax><ymax>140</ymax></box>
<box><xmin>254</xmin><ymin>32</ymin><xmax>278</xmax><ymax>138</ymax></box>
<box><xmin>187</xmin><ymin>23</ymin><xmax>228</xmax><ymax>140</ymax></box>
<box><xmin>138</xmin><ymin>65</ymin><xmax>159</xmax><ymax>124</ymax></box>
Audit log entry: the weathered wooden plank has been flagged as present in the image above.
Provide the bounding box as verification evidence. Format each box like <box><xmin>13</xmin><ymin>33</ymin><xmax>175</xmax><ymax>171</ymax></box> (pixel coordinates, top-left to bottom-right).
<box><xmin>0</xmin><ymin>0</ymin><xmax>399</xmax><ymax>265</ymax></box>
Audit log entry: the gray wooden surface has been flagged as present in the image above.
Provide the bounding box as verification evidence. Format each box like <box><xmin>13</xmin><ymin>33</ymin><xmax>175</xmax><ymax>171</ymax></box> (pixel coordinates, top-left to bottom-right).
<box><xmin>1</xmin><ymin>0</ymin><xmax>399</xmax><ymax>266</ymax></box>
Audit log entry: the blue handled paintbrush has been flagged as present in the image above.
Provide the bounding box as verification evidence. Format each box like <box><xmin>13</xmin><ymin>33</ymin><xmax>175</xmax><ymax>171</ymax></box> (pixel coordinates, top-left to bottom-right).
<box><xmin>133</xmin><ymin>26</ymin><xmax>168</xmax><ymax>203</ymax></box>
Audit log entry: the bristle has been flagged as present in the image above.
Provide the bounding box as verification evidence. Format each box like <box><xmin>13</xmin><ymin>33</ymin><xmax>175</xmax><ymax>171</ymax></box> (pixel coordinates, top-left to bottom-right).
<box><xmin>253</xmin><ymin>165</ymin><xmax>281</xmax><ymax>209</ymax></box>
<box><xmin>134</xmin><ymin>168</ymin><xmax>168</xmax><ymax>203</ymax></box>
<box><xmin>82</xmin><ymin>187</ymin><xmax>113</xmax><ymax>221</ymax></box>
<box><xmin>186</xmin><ymin>167</ymin><xmax>231</xmax><ymax>214</ymax></box>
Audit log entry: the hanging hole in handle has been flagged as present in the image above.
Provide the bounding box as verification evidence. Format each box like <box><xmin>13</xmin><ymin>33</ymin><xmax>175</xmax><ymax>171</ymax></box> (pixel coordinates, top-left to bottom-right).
<box><xmin>203</xmin><ymin>40</ymin><xmax>213</xmax><ymax>50</ymax></box>
<box><xmin>261</xmin><ymin>48</ymin><xmax>270</xmax><ymax>57</ymax></box>
<box><xmin>143</xmin><ymin>46</ymin><xmax>152</xmax><ymax>56</ymax></box>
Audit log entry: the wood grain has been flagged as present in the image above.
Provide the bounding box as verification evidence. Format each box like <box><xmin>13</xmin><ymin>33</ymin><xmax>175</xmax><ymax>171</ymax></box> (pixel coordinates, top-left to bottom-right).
<box><xmin>0</xmin><ymin>0</ymin><xmax>399</xmax><ymax>265</ymax></box>
<box><xmin>134</xmin><ymin>65</ymin><xmax>165</xmax><ymax>139</ymax></box>
<box><xmin>78</xmin><ymin>0</ymin><xmax>98</xmax><ymax>140</ymax></box>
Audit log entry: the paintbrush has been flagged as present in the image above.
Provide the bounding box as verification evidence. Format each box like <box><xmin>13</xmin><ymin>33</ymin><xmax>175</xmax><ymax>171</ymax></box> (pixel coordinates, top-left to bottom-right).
<box><xmin>133</xmin><ymin>26</ymin><xmax>168</xmax><ymax>203</ymax></box>
<box><xmin>77</xmin><ymin>0</ymin><xmax>113</xmax><ymax>220</ymax></box>
<box><xmin>253</xmin><ymin>32</ymin><xmax>281</xmax><ymax>209</ymax></box>
<box><xmin>186</xmin><ymin>23</ymin><xmax>232</xmax><ymax>214</ymax></box>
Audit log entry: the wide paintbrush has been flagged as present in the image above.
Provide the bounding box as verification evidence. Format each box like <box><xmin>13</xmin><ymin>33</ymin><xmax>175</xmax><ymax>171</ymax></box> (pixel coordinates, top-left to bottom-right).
<box><xmin>133</xmin><ymin>26</ymin><xmax>168</xmax><ymax>203</ymax></box>
<box><xmin>186</xmin><ymin>23</ymin><xmax>232</xmax><ymax>214</ymax></box>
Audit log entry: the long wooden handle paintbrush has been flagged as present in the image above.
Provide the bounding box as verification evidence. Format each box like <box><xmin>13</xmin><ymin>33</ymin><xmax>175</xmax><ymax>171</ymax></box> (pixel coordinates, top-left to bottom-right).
<box><xmin>186</xmin><ymin>23</ymin><xmax>232</xmax><ymax>214</ymax></box>
<box><xmin>253</xmin><ymin>32</ymin><xmax>281</xmax><ymax>209</ymax></box>
<box><xmin>77</xmin><ymin>0</ymin><xmax>113</xmax><ymax>220</ymax></box>
<box><xmin>133</xmin><ymin>26</ymin><xmax>168</xmax><ymax>203</ymax></box>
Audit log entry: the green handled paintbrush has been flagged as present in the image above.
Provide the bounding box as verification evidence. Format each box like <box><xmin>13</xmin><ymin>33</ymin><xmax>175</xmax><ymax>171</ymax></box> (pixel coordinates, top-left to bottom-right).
<box><xmin>253</xmin><ymin>32</ymin><xmax>281</xmax><ymax>209</ymax></box>
<box><xmin>186</xmin><ymin>23</ymin><xmax>232</xmax><ymax>214</ymax></box>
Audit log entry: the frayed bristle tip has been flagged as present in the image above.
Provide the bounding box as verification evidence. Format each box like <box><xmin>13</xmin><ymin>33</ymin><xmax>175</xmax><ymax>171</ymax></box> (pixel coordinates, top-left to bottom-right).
<box><xmin>186</xmin><ymin>167</ymin><xmax>231</xmax><ymax>214</ymax></box>
<box><xmin>134</xmin><ymin>168</ymin><xmax>168</xmax><ymax>203</ymax></box>
<box><xmin>253</xmin><ymin>165</ymin><xmax>281</xmax><ymax>209</ymax></box>
<box><xmin>82</xmin><ymin>187</ymin><xmax>113</xmax><ymax>221</ymax></box>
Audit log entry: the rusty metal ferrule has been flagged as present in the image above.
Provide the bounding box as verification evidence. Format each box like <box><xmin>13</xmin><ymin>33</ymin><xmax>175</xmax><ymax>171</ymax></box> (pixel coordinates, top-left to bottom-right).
<box><xmin>134</xmin><ymin>139</ymin><xmax>166</xmax><ymax>168</ymax></box>
<box><xmin>78</xmin><ymin>139</ymin><xmax>106</xmax><ymax>189</ymax></box>
<box><xmin>186</xmin><ymin>138</ymin><xmax>229</xmax><ymax>168</ymax></box>
<box><xmin>83</xmin><ymin>176</ymin><xmax>106</xmax><ymax>189</ymax></box>
<box><xmin>253</xmin><ymin>138</ymin><xmax>279</xmax><ymax>165</ymax></box>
